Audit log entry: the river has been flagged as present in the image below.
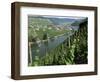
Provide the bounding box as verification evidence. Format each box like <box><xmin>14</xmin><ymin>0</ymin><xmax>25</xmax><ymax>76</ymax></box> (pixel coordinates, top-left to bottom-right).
<box><xmin>31</xmin><ymin>31</ymin><xmax>74</xmax><ymax>60</ymax></box>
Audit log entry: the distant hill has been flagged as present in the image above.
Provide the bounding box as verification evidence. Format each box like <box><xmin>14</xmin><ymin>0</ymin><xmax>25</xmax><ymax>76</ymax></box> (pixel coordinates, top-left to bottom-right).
<box><xmin>28</xmin><ymin>17</ymin><xmax>53</xmax><ymax>28</ymax></box>
<box><xmin>71</xmin><ymin>18</ymin><xmax>88</xmax><ymax>26</ymax></box>
<box><xmin>49</xmin><ymin>18</ymin><xmax>75</xmax><ymax>25</ymax></box>
<box><xmin>29</xmin><ymin>16</ymin><xmax>76</xmax><ymax>25</ymax></box>
<box><xmin>28</xmin><ymin>16</ymin><xmax>87</xmax><ymax>31</ymax></box>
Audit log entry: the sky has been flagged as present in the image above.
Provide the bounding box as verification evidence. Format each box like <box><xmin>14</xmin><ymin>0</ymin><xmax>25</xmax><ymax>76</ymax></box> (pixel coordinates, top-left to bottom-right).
<box><xmin>29</xmin><ymin>15</ymin><xmax>87</xmax><ymax>20</ymax></box>
<box><xmin>41</xmin><ymin>15</ymin><xmax>86</xmax><ymax>20</ymax></box>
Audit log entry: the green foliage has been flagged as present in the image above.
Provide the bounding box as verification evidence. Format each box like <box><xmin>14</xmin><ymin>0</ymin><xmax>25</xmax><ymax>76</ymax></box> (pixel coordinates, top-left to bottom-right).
<box><xmin>28</xmin><ymin>17</ymin><xmax>53</xmax><ymax>28</ymax></box>
<box><xmin>31</xmin><ymin>38</ymin><xmax>77</xmax><ymax>66</ymax></box>
<box><xmin>73</xmin><ymin>21</ymin><xmax>88</xmax><ymax>64</ymax></box>
<box><xmin>28</xmin><ymin>17</ymin><xmax>88</xmax><ymax>66</ymax></box>
<box><xmin>28</xmin><ymin>25</ymin><xmax>69</xmax><ymax>42</ymax></box>
<box><xmin>28</xmin><ymin>17</ymin><xmax>72</xmax><ymax>42</ymax></box>
<box><xmin>71</xmin><ymin>21</ymin><xmax>80</xmax><ymax>26</ymax></box>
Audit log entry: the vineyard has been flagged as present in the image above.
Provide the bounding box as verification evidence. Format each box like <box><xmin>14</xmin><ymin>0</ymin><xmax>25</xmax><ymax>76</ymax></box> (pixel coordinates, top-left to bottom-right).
<box><xmin>28</xmin><ymin>16</ymin><xmax>88</xmax><ymax>66</ymax></box>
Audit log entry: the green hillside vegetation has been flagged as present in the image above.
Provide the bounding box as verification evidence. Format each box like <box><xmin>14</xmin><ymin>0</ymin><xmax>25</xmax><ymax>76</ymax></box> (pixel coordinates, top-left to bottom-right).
<box><xmin>28</xmin><ymin>18</ymin><xmax>70</xmax><ymax>42</ymax></box>
<box><xmin>28</xmin><ymin>17</ymin><xmax>53</xmax><ymax>27</ymax></box>
<box><xmin>28</xmin><ymin>17</ymin><xmax>88</xmax><ymax>66</ymax></box>
<box><xmin>71</xmin><ymin>21</ymin><xmax>80</xmax><ymax>26</ymax></box>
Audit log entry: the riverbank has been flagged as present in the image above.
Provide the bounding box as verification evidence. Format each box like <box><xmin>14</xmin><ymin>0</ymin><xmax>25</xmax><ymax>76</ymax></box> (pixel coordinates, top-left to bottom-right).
<box><xmin>29</xmin><ymin>31</ymin><xmax>73</xmax><ymax>45</ymax></box>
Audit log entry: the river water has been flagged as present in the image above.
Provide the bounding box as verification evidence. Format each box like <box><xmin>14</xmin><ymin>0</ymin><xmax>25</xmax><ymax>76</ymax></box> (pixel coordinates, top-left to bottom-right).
<box><xmin>31</xmin><ymin>31</ymin><xmax>74</xmax><ymax>60</ymax></box>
